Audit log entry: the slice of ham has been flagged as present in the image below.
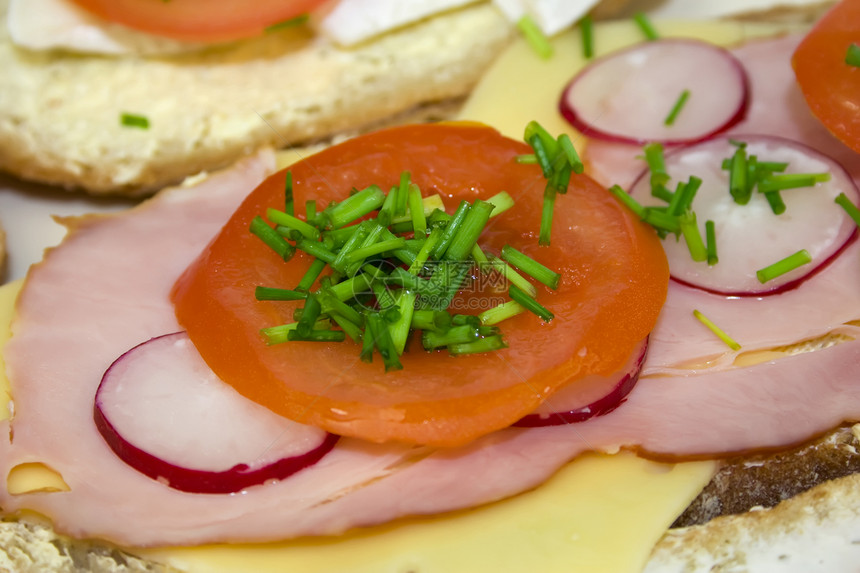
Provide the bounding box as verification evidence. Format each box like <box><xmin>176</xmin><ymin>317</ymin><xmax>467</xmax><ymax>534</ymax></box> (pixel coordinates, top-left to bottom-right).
<box><xmin>0</xmin><ymin>150</ymin><xmax>642</xmax><ymax>547</ymax></box>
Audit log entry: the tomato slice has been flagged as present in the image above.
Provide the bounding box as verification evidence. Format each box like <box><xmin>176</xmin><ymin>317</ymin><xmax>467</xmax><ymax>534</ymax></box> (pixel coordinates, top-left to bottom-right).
<box><xmin>792</xmin><ymin>0</ymin><xmax>860</xmax><ymax>154</ymax></box>
<box><xmin>172</xmin><ymin>123</ymin><xmax>668</xmax><ymax>447</ymax></box>
<box><xmin>69</xmin><ymin>0</ymin><xmax>327</xmax><ymax>42</ymax></box>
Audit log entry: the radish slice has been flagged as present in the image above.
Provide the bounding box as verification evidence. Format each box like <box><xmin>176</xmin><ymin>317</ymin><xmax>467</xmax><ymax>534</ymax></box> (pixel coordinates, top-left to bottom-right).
<box><xmin>94</xmin><ymin>332</ymin><xmax>338</xmax><ymax>494</ymax></box>
<box><xmin>629</xmin><ymin>135</ymin><xmax>860</xmax><ymax>296</ymax></box>
<box><xmin>560</xmin><ymin>39</ymin><xmax>748</xmax><ymax>145</ymax></box>
<box><xmin>514</xmin><ymin>338</ymin><xmax>646</xmax><ymax>427</ymax></box>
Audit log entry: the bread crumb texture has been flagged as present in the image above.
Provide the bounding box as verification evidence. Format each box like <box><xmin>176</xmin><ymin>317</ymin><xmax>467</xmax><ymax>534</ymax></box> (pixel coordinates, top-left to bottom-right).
<box><xmin>0</xmin><ymin>519</ymin><xmax>179</xmax><ymax>573</ymax></box>
<box><xmin>646</xmin><ymin>427</ymin><xmax>860</xmax><ymax>573</ymax></box>
<box><xmin>0</xmin><ymin>0</ymin><xmax>513</xmax><ymax>195</ymax></box>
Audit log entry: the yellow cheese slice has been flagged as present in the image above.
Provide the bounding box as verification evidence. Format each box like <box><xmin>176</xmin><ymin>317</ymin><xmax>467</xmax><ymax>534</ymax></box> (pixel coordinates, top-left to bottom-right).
<box><xmin>2</xmin><ymin>17</ymin><xmax>814</xmax><ymax>571</ymax></box>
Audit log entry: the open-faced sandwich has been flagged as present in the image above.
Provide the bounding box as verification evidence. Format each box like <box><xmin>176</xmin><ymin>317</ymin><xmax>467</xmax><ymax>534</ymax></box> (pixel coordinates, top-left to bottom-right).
<box><xmin>2</xmin><ymin>0</ymin><xmax>860</xmax><ymax>572</ymax></box>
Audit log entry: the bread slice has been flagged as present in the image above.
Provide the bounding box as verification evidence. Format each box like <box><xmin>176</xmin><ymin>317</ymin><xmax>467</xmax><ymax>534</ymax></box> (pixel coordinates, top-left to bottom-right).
<box><xmin>0</xmin><ymin>0</ymin><xmax>514</xmax><ymax>195</ymax></box>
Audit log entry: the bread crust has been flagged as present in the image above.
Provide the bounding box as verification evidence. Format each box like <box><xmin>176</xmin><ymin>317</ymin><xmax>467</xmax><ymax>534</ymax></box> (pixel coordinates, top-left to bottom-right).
<box><xmin>0</xmin><ymin>0</ymin><xmax>514</xmax><ymax>195</ymax></box>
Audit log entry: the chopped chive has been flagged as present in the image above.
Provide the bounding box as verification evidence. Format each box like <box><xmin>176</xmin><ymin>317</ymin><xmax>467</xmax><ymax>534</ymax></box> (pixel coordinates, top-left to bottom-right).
<box><xmin>120</xmin><ymin>112</ymin><xmax>149</xmax><ymax>129</ymax></box>
<box><xmin>408</xmin><ymin>184</ymin><xmax>427</xmax><ymax>240</ymax></box>
<box><xmin>305</xmin><ymin>200</ymin><xmax>317</xmax><ymax>224</ymax></box>
<box><xmin>558</xmin><ymin>134</ymin><xmax>584</xmax><ymax>174</ymax></box>
<box><xmin>642</xmin><ymin>208</ymin><xmax>680</xmax><ymax>234</ymax></box>
<box><xmin>608</xmin><ymin>185</ymin><xmax>646</xmax><ymax>218</ymax></box>
<box><xmin>693</xmin><ymin>310</ymin><xmax>741</xmax><ymax>351</ymax></box>
<box><xmin>846</xmin><ymin>43</ymin><xmax>860</xmax><ymax>67</ymax></box>
<box><xmin>287</xmin><ymin>329</ymin><xmax>346</xmax><ymax>343</ymax></box>
<box><xmin>385</xmin><ymin>267</ymin><xmax>445</xmax><ymax>298</ymax></box>
<box><xmin>389</xmin><ymin>194</ymin><xmax>446</xmax><ymax>226</ymax></box>
<box><xmin>265</xmin><ymin>13</ymin><xmax>309</xmax><ymax>32</ymax></box>
<box><xmin>487</xmin><ymin>255</ymin><xmax>538</xmax><ymax>298</ymax></box>
<box><xmin>295</xmin><ymin>237</ymin><xmax>337</xmax><ymax>264</ymax></box>
<box><xmin>408</xmin><ymin>227</ymin><xmax>443</xmax><ymax>275</ymax></box>
<box><xmin>329</xmin><ymin>273</ymin><xmax>371</xmax><ymax>301</ymax></box>
<box><xmin>679</xmin><ymin>212</ymin><xmax>707</xmax><ymax>262</ymax></box>
<box><xmin>395</xmin><ymin>172</ymin><xmax>411</xmax><ymax>217</ymax></box>
<box><xmin>422</xmin><ymin>324</ymin><xmax>480</xmax><ymax>350</ymax></box>
<box><xmin>318</xmin><ymin>288</ymin><xmax>364</xmax><ymax>326</ymax></box>
<box><xmin>667</xmin><ymin>176</ymin><xmax>701</xmax><ymax>217</ymax></box>
<box><xmin>486</xmin><ymin>191</ymin><xmax>515</xmax><ymax>218</ymax></box>
<box><xmin>651</xmin><ymin>184</ymin><xmax>674</xmax><ymax>203</ymax></box>
<box><xmin>255</xmin><ymin>287</ymin><xmax>306</xmax><ymax>301</ymax></box>
<box><xmin>663</xmin><ymin>89</ymin><xmax>691</xmax><ymax>126</ymax></box>
<box><xmin>705</xmin><ymin>220</ymin><xmax>718</xmax><ymax>266</ymax></box>
<box><xmin>757</xmin><ymin>173</ymin><xmax>830</xmax><ymax>194</ymax></box>
<box><xmin>297</xmin><ymin>258</ymin><xmax>327</xmax><ymax>291</ymax></box>
<box><xmin>728</xmin><ymin>145</ymin><xmax>750</xmax><ymax>205</ymax></box>
<box><xmin>366</xmin><ymin>313</ymin><xmax>403</xmax><ymax>372</ymax></box>
<box><xmin>835</xmin><ymin>192</ymin><xmax>860</xmax><ymax>227</ymax></box>
<box><xmin>424</xmin><ymin>260</ymin><xmax>473</xmax><ymax>311</ymax></box>
<box><xmin>580</xmin><ymin>14</ymin><xmax>594</xmax><ymax>59</ymax></box>
<box><xmin>431</xmin><ymin>201</ymin><xmax>470</xmax><ymax>259</ymax></box>
<box><xmin>633</xmin><ymin>11</ymin><xmax>659</xmax><ymax>40</ymax></box>
<box><xmin>411</xmin><ymin>309</ymin><xmax>452</xmax><ymax>331</ymax></box>
<box><xmin>329</xmin><ymin>312</ymin><xmax>363</xmax><ymax>343</ymax></box>
<box><xmin>471</xmin><ymin>244</ymin><xmax>490</xmax><ymax>268</ymax></box>
<box><xmin>267</xmin><ymin>208</ymin><xmax>320</xmax><ymax>240</ymax></box>
<box><xmin>250</xmin><ymin>216</ymin><xmax>295</xmax><ymax>260</ymax></box>
<box><xmin>524</xmin><ymin>121</ymin><xmax>560</xmax><ymax>160</ymax></box>
<box><xmin>539</xmin><ymin>185</ymin><xmax>557</xmax><ymax>246</ymax></box>
<box><xmin>755</xmin><ymin>249</ymin><xmax>812</xmax><ymax>284</ymax></box>
<box><xmin>342</xmin><ymin>238</ymin><xmax>407</xmax><ymax>266</ymax></box>
<box><xmin>389</xmin><ymin>290</ymin><xmax>416</xmax><ymax>355</ymax></box>
<box><xmin>516</xmin><ymin>154</ymin><xmax>538</xmax><ymax>164</ymax></box>
<box><xmin>550</xmin><ymin>162</ymin><xmax>572</xmax><ymax>194</ymax></box>
<box><xmin>448</xmin><ymin>334</ymin><xmax>507</xmax><ymax>356</ymax></box>
<box><xmin>451</xmin><ymin>314</ymin><xmax>481</xmax><ymax>328</ymax></box>
<box><xmin>501</xmin><ymin>245</ymin><xmax>561</xmax><ymax>289</ymax></box>
<box><xmin>509</xmin><ymin>284</ymin><xmax>554</xmax><ymax>322</ymax></box>
<box><xmin>444</xmin><ymin>200</ymin><xmax>494</xmax><ymax>262</ymax></box>
<box><xmin>296</xmin><ymin>294</ymin><xmax>322</xmax><ymax>337</ymax></box>
<box><xmin>763</xmin><ymin>191</ymin><xmax>786</xmax><ymax>215</ymax></box>
<box><xmin>284</xmin><ymin>171</ymin><xmax>294</xmax><ymax>216</ymax></box>
<box><xmin>516</xmin><ymin>15</ymin><xmax>553</xmax><ymax>59</ymax></box>
<box><xmin>478</xmin><ymin>300</ymin><xmax>525</xmax><ymax>326</ymax></box>
<box><xmin>642</xmin><ymin>142</ymin><xmax>670</xmax><ymax>191</ymax></box>
<box><xmin>529</xmin><ymin>134</ymin><xmax>554</xmax><ymax>179</ymax></box>
<box><xmin>325</xmin><ymin>185</ymin><xmax>386</xmax><ymax>229</ymax></box>
<box><xmin>260</xmin><ymin>318</ymin><xmax>330</xmax><ymax>345</ymax></box>
<box><xmin>331</xmin><ymin>222</ymin><xmax>372</xmax><ymax>272</ymax></box>
<box><xmin>360</xmin><ymin>313</ymin><xmax>377</xmax><ymax>363</ymax></box>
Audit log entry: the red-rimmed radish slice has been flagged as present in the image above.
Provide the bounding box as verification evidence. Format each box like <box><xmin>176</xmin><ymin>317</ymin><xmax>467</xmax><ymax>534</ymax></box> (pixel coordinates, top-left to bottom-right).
<box><xmin>629</xmin><ymin>135</ymin><xmax>860</xmax><ymax>296</ymax></box>
<box><xmin>560</xmin><ymin>39</ymin><xmax>748</xmax><ymax>145</ymax></box>
<box><xmin>514</xmin><ymin>339</ymin><xmax>646</xmax><ymax>427</ymax></box>
<box><xmin>94</xmin><ymin>332</ymin><xmax>338</xmax><ymax>494</ymax></box>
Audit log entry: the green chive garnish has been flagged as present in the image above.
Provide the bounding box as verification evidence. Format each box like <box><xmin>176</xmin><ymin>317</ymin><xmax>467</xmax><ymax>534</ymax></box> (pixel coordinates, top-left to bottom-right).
<box><xmin>478</xmin><ymin>300</ymin><xmax>525</xmax><ymax>326</ymax></box>
<box><xmin>558</xmin><ymin>134</ymin><xmax>585</xmax><ymax>174</ymax></box>
<box><xmin>487</xmin><ymin>255</ymin><xmax>538</xmax><ymax>298</ymax></box>
<box><xmin>408</xmin><ymin>184</ymin><xmax>427</xmax><ymax>240</ymax></box>
<box><xmin>267</xmin><ymin>208</ymin><xmax>320</xmax><ymax>240</ymax></box>
<box><xmin>664</xmin><ymin>89</ymin><xmax>691</xmax><ymax>126</ymax></box>
<box><xmin>633</xmin><ymin>12</ymin><xmax>659</xmax><ymax>40</ymax></box>
<box><xmin>705</xmin><ymin>220</ymin><xmax>718</xmax><ymax>266</ymax></box>
<box><xmin>846</xmin><ymin>43</ymin><xmax>860</xmax><ymax>67</ymax></box>
<box><xmin>255</xmin><ymin>287</ymin><xmax>306</xmax><ymax>301</ymax></box>
<box><xmin>509</xmin><ymin>284</ymin><xmax>554</xmax><ymax>322</ymax></box>
<box><xmin>642</xmin><ymin>142</ymin><xmax>670</xmax><ymax>191</ymax></box>
<box><xmin>580</xmin><ymin>14</ymin><xmax>594</xmax><ymax>59</ymax></box>
<box><xmin>448</xmin><ymin>335</ymin><xmax>508</xmax><ymax>356</ymax></box>
<box><xmin>120</xmin><ymin>112</ymin><xmax>149</xmax><ymax>129</ymax></box>
<box><xmin>609</xmin><ymin>185</ymin><xmax>646</xmax><ymax>219</ymax></box>
<box><xmin>501</xmin><ymin>245</ymin><xmax>561</xmax><ymax>289</ymax></box>
<box><xmin>679</xmin><ymin>212</ymin><xmax>707</xmax><ymax>263</ymax></box>
<box><xmin>297</xmin><ymin>258</ymin><xmax>327</xmax><ymax>291</ymax></box>
<box><xmin>250</xmin><ymin>216</ymin><xmax>295</xmax><ymax>260</ymax></box>
<box><xmin>287</xmin><ymin>329</ymin><xmax>346</xmax><ymax>343</ymax></box>
<box><xmin>755</xmin><ymin>249</ymin><xmax>812</xmax><ymax>284</ymax></box>
<box><xmin>835</xmin><ymin>192</ymin><xmax>860</xmax><ymax>227</ymax></box>
<box><xmin>539</xmin><ymin>185</ymin><xmax>556</xmax><ymax>246</ymax></box>
<box><xmin>444</xmin><ymin>200</ymin><xmax>494</xmax><ymax>262</ymax></box>
<box><xmin>284</xmin><ymin>171</ymin><xmax>295</xmax><ymax>216</ymax></box>
<box><xmin>517</xmin><ymin>15</ymin><xmax>553</xmax><ymax>59</ymax></box>
<box><xmin>693</xmin><ymin>309</ymin><xmax>741</xmax><ymax>351</ymax></box>
<box><xmin>486</xmin><ymin>191</ymin><xmax>516</xmax><ymax>218</ymax></box>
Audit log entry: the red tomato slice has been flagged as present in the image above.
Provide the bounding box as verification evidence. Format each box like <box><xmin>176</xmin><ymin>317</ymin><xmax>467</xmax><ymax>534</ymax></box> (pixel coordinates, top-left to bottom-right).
<box><xmin>172</xmin><ymin>123</ymin><xmax>669</xmax><ymax>447</ymax></box>
<box><xmin>69</xmin><ymin>0</ymin><xmax>327</xmax><ymax>42</ymax></box>
<box><xmin>792</xmin><ymin>0</ymin><xmax>860</xmax><ymax>154</ymax></box>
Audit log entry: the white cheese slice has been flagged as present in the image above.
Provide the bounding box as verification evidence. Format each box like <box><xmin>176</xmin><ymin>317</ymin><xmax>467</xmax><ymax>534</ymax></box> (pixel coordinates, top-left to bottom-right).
<box><xmin>8</xmin><ymin>0</ymin><xmax>202</xmax><ymax>55</ymax></box>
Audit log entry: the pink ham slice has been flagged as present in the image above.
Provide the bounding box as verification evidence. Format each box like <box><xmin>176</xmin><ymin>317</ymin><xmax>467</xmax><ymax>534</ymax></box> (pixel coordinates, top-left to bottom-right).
<box><xmin>0</xmin><ymin>151</ymin><xmax>643</xmax><ymax>547</ymax></box>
